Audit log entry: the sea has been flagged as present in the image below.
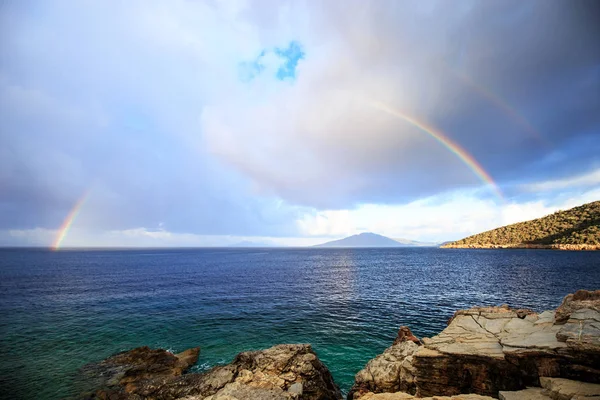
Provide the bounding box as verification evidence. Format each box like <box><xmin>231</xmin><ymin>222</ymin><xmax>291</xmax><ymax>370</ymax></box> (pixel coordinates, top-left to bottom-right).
<box><xmin>1</xmin><ymin>247</ymin><xmax>599</xmax><ymax>400</ymax></box>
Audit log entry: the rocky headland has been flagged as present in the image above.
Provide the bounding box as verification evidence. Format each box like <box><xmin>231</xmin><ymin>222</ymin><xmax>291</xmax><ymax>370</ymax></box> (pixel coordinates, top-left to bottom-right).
<box><xmin>441</xmin><ymin>243</ymin><xmax>600</xmax><ymax>251</ymax></box>
<box><xmin>81</xmin><ymin>290</ymin><xmax>600</xmax><ymax>400</ymax></box>
<box><xmin>441</xmin><ymin>200</ymin><xmax>600</xmax><ymax>251</ymax></box>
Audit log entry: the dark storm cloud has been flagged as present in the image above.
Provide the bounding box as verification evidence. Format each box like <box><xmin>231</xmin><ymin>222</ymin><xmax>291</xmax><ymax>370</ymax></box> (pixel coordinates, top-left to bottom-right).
<box><xmin>199</xmin><ymin>0</ymin><xmax>600</xmax><ymax>208</ymax></box>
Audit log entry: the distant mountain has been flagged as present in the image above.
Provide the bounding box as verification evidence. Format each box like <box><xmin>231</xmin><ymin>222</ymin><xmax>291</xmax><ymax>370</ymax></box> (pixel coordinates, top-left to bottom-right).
<box><xmin>315</xmin><ymin>232</ymin><xmax>411</xmax><ymax>247</ymax></box>
<box><xmin>442</xmin><ymin>200</ymin><xmax>600</xmax><ymax>250</ymax></box>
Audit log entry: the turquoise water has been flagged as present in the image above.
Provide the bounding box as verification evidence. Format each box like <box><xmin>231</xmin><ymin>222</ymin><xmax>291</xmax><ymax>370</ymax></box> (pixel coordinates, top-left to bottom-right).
<box><xmin>1</xmin><ymin>247</ymin><xmax>599</xmax><ymax>400</ymax></box>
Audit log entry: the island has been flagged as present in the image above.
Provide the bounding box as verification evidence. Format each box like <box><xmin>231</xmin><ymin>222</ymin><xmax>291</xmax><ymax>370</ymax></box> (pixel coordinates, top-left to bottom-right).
<box><xmin>315</xmin><ymin>232</ymin><xmax>436</xmax><ymax>248</ymax></box>
<box><xmin>442</xmin><ymin>200</ymin><xmax>600</xmax><ymax>250</ymax></box>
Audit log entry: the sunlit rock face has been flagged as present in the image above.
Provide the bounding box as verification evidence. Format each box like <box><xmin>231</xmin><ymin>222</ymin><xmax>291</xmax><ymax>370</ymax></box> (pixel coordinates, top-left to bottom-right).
<box><xmin>350</xmin><ymin>290</ymin><xmax>600</xmax><ymax>399</ymax></box>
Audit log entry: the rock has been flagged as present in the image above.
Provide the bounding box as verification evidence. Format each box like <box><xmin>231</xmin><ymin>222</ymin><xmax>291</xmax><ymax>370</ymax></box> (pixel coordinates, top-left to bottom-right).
<box><xmin>87</xmin><ymin>344</ymin><xmax>341</xmax><ymax>400</ymax></box>
<box><xmin>204</xmin><ymin>381</ymin><xmax>293</xmax><ymax>400</ymax></box>
<box><xmin>393</xmin><ymin>326</ymin><xmax>422</xmax><ymax>346</ymax></box>
<box><xmin>350</xmin><ymin>291</ymin><xmax>600</xmax><ymax>400</ymax></box>
<box><xmin>80</xmin><ymin>345</ymin><xmax>200</xmax><ymax>398</ymax></box>
<box><xmin>556</xmin><ymin>308</ymin><xmax>600</xmax><ymax>354</ymax></box>
<box><xmin>555</xmin><ymin>290</ymin><xmax>600</xmax><ymax>325</ymax></box>
<box><xmin>350</xmin><ymin>341</ymin><xmax>420</xmax><ymax>399</ymax></box>
<box><xmin>288</xmin><ymin>382</ymin><xmax>303</xmax><ymax>395</ymax></box>
<box><xmin>540</xmin><ymin>377</ymin><xmax>600</xmax><ymax>399</ymax></box>
<box><xmin>499</xmin><ymin>387</ymin><xmax>551</xmax><ymax>400</ymax></box>
<box><xmin>356</xmin><ymin>393</ymin><xmax>494</xmax><ymax>399</ymax></box>
<box><xmin>177</xmin><ymin>348</ymin><xmax>202</xmax><ymax>367</ymax></box>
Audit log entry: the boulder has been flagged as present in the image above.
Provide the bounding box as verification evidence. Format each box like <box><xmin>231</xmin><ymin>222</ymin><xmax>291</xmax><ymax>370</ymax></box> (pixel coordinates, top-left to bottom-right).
<box><xmin>393</xmin><ymin>326</ymin><xmax>422</xmax><ymax>346</ymax></box>
<box><xmin>87</xmin><ymin>344</ymin><xmax>341</xmax><ymax>400</ymax></box>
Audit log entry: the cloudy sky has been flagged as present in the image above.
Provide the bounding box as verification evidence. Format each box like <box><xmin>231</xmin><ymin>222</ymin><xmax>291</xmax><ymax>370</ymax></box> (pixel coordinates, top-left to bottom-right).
<box><xmin>1</xmin><ymin>0</ymin><xmax>599</xmax><ymax>247</ymax></box>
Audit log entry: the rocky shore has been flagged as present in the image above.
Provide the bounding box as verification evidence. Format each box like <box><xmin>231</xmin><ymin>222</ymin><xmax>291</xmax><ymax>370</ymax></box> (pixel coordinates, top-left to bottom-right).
<box><xmin>81</xmin><ymin>290</ymin><xmax>600</xmax><ymax>400</ymax></box>
<box><xmin>80</xmin><ymin>344</ymin><xmax>341</xmax><ymax>400</ymax></box>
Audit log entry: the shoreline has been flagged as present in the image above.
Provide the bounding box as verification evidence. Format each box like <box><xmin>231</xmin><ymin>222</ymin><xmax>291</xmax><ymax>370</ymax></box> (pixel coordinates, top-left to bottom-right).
<box><xmin>441</xmin><ymin>243</ymin><xmax>600</xmax><ymax>251</ymax></box>
<box><xmin>80</xmin><ymin>289</ymin><xmax>600</xmax><ymax>400</ymax></box>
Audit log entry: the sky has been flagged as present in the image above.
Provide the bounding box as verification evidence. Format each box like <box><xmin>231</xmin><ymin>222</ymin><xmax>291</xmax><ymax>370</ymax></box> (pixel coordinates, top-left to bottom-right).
<box><xmin>1</xmin><ymin>0</ymin><xmax>599</xmax><ymax>248</ymax></box>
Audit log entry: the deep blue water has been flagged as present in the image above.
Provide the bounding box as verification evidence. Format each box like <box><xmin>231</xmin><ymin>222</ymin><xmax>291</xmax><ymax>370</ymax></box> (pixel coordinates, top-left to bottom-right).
<box><xmin>0</xmin><ymin>247</ymin><xmax>599</xmax><ymax>400</ymax></box>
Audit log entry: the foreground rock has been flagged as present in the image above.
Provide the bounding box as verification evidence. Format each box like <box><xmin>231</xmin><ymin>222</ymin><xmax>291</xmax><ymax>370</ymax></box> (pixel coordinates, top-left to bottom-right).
<box><xmin>350</xmin><ymin>290</ymin><xmax>600</xmax><ymax>399</ymax></box>
<box><xmin>358</xmin><ymin>394</ymin><xmax>494</xmax><ymax>399</ymax></box>
<box><xmin>499</xmin><ymin>377</ymin><xmax>600</xmax><ymax>399</ymax></box>
<box><xmin>80</xmin><ymin>346</ymin><xmax>200</xmax><ymax>397</ymax></box>
<box><xmin>84</xmin><ymin>344</ymin><xmax>341</xmax><ymax>400</ymax></box>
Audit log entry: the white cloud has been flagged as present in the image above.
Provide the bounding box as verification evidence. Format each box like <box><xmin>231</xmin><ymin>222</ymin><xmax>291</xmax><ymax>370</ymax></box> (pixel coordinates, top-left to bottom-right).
<box><xmin>0</xmin><ymin>227</ymin><xmax>327</xmax><ymax>248</ymax></box>
<box><xmin>296</xmin><ymin>186</ymin><xmax>600</xmax><ymax>242</ymax></box>
<box><xmin>521</xmin><ymin>167</ymin><xmax>600</xmax><ymax>192</ymax></box>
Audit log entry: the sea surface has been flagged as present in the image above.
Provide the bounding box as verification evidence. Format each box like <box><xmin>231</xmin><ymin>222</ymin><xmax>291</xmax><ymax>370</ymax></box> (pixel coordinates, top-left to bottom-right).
<box><xmin>1</xmin><ymin>247</ymin><xmax>599</xmax><ymax>400</ymax></box>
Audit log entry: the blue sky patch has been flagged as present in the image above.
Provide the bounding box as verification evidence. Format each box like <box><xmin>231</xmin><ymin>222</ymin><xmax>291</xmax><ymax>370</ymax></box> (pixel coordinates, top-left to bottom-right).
<box><xmin>239</xmin><ymin>41</ymin><xmax>305</xmax><ymax>82</ymax></box>
<box><xmin>274</xmin><ymin>41</ymin><xmax>305</xmax><ymax>80</ymax></box>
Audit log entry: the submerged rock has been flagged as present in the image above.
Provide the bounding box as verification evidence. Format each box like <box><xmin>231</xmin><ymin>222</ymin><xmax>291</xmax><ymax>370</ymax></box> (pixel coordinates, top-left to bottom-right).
<box><xmin>350</xmin><ymin>291</ymin><xmax>600</xmax><ymax>399</ymax></box>
<box><xmin>85</xmin><ymin>344</ymin><xmax>341</xmax><ymax>400</ymax></box>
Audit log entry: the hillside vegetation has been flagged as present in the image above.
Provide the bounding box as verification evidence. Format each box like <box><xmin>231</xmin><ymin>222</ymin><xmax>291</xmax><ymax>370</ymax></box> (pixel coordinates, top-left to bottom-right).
<box><xmin>442</xmin><ymin>200</ymin><xmax>600</xmax><ymax>250</ymax></box>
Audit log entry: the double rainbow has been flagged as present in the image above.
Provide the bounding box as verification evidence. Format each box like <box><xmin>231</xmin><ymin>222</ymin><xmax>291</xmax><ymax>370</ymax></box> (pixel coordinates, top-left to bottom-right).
<box><xmin>51</xmin><ymin>100</ymin><xmax>504</xmax><ymax>249</ymax></box>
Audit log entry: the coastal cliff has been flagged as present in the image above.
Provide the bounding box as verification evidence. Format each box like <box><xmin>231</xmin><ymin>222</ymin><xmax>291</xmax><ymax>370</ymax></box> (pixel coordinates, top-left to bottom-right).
<box><xmin>81</xmin><ymin>290</ymin><xmax>600</xmax><ymax>400</ymax></box>
<box><xmin>441</xmin><ymin>200</ymin><xmax>600</xmax><ymax>250</ymax></box>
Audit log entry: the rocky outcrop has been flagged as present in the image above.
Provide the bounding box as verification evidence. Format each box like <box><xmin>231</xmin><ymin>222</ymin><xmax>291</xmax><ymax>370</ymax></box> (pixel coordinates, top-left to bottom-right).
<box><xmin>393</xmin><ymin>326</ymin><xmax>422</xmax><ymax>346</ymax></box>
<box><xmin>499</xmin><ymin>377</ymin><xmax>600</xmax><ymax>399</ymax></box>
<box><xmin>350</xmin><ymin>290</ymin><xmax>600</xmax><ymax>399</ymax></box>
<box><xmin>84</xmin><ymin>344</ymin><xmax>341</xmax><ymax>400</ymax></box>
<box><xmin>80</xmin><ymin>346</ymin><xmax>200</xmax><ymax>397</ymax></box>
<box><xmin>555</xmin><ymin>290</ymin><xmax>600</xmax><ymax>324</ymax></box>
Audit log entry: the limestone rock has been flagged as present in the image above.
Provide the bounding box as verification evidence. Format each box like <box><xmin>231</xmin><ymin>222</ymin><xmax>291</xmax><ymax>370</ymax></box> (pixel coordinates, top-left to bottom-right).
<box><xmin>555</xmin><ymin>290</ymin><xmax>600</xmax><ymax>325</ymax></box>
<box><xmin>499</xmin><ymin>387</ymin><xmax>551</xmax><ymax>400</ymax></box>
<box><xmin>356</xmin><ymin>392</ymin><xmax>494</xmax><ymax>399</ymax></box>
<box><xmin>350</xmin><ymin>341</ymin><xmax>420</xmax><ymax>399</ymax></box>
<box><xmin>540</xmin><ymin>377</ymin><xmax>600</xmax><ymax>399</ymax></box>
<box><xmin>87</xmin><ymin>344</ymin><xmax>341</xmax><ymax>400</ymax></box>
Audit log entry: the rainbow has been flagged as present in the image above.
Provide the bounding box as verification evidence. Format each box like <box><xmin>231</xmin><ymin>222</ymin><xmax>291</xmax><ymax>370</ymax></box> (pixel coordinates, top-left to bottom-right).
<box><xmin>371</xmin><ymin>101</ymin><xmax>504</xmax><ymax>201</ymax></box>
<box><xmin>454</xmin><ymin>72</ymin><xmax>546</xmax><ymax>144</ymax></box>
<box><xmin>51</xmin><ymin>191</ymin><xmax>90</xmax><ymax>251</ymax></box>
